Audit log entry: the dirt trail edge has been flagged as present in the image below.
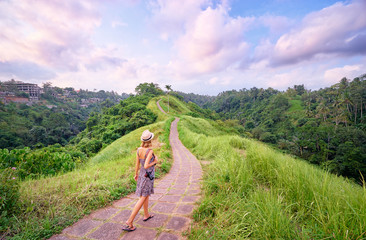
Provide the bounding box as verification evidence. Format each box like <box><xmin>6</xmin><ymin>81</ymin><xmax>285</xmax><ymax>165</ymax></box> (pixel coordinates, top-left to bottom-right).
<box><xmin>156</xmin><ymin>99</ymin><xmax>167</xmax><ymax>115</ymax></box>
<box><xmin>49</xmin><ymin>118</ymin><xmax>203</xmax><ymax>240</ymax></box>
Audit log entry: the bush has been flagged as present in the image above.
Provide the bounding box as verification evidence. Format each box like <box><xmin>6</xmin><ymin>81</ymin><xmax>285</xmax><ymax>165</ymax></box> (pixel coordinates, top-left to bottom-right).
<box><xmin>260</xmin><ymin>132</ymin><xmax>277</xmax><ymax>144</ymax></box>
<box><xmin>245</xmin><ymin>121</ymin><xmax>255</xmax><ymax>129</ymax></box>
<box><xmin>78</xmin><ymin>138</ymin><xmax>103</xmax><ymax>156</ymax></box>
<box><xmin>0</xmin><ymin>167</ymin><xmax>20</xmax><ymax>216</ymax></box>
<box><xmin>252</xmin><ymin>127</ymin><xmax>265</xmax><ymax>139</ymax></box>
<box><xmin>0</xmin><ymin>147</ymin><xmax>86</xmax><ymax>180</ymax></box>
<box><xmin>186</xmin><ymin>112</ymin><xmax>200</xmax><ymax>118</ymax></box>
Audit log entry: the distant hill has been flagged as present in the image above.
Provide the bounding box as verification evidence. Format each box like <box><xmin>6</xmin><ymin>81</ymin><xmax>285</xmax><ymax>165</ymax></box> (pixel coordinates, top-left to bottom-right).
<box><xmin>178</xmin><ymin>74</ymin><xmax>366</xmax><ymax>182</ymax></box>
<box><xmin>0</xmin><ymin>81</ymin><xmax>130</xmax><ymax>149</ymax></box>
<box><xmin>2</xmin><ymin>86</ymin><xmax>366</xmax><ymax>239</ymax></box>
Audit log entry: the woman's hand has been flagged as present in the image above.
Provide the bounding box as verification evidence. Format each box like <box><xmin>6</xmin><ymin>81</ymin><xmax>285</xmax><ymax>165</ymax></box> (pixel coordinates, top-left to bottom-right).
<box><xmin>153</xmin><ymin>155</ymin><xmax>158</xmax><ymax>165</ymax></box>
<box><xmin>134</xmin><ymin>174</ymin><xmax>138</xmax><ymax>181</ymax></box>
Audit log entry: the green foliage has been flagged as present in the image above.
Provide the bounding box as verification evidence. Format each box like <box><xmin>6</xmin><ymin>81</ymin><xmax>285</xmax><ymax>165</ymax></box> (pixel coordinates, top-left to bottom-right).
<box><xmin>0</xmin><ymin>89</ymin><xmax>158</xmax><ymax>182</ymax></box>
<box><xmin>178</xmin><ymin>117</ymin><xmax>366</xmax><ymax>239</ymax></box>
<box><xmin>72</xmin><ymin>94</ymin><xmax>157</xmax><ymax>157</ymax></box>
<box><xmin>175</xmin><ymin>91</ymin><xmax>216</xmax><ymax>107</ymax></box>
<box><xmin>0</xmin><ymin>102</ymin><xmax>90</xmax><ymax>149</ymax></box>
<box><xmin>0</xmin><ymin>146</ymin><xmax>87</xmax><ymax>180</ymax></box>
<box><xmin>196</xmin><ymin>76</ymin><xmax>366</xmax><ymax>181</ymax></box>
<box><xmin>0</xmin><ymin>117</ymin><xmax>172</xmax><ymax>239</ymax></box>
<box><xmin>0</xmin><ymin>85</ymin><xmax>170</xmax><ymax>238</ymax></box>
<box><xmin>0</xmin><ymin>168</ymin><xmax>20</xmax><ymax>216</ymax></box>
<box><xmin>156</xmin><ymin>95</ymin><xmax>219</xmax><ymax>120</ymax></box>
<box><xmin>0</xmin><ymin>82</ymin><xmax>127</xmax><ymax>150</ymax></box>
<box><xmin>259</xmin><ymin>131</ymin><xmax>277</xmax><ymax>143</ymax></box>
<box><xmin>288</xmin><ymin>99</ymin><xmax>303</xmax><ymax>112</ymax></box>
<box><xmin>135</xmin><ymin>82</ymin><xmax>164</xmax><ymax>96</ymax></box>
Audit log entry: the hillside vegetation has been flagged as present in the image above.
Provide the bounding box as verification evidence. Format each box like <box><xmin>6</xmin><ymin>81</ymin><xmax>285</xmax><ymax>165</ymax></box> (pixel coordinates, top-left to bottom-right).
<box><xmin>177</xmin><ymin>115</ymin><xmax>366</xmax><ymax>239</ymax></box>
<box><xmin>0</xmin><ymin>86</ymin><xmax>217</xmax><ymax>239</ymax></box>
<box><xmin>188</xmin><ymin>75</ymin><xmax>366</xmax><ymax>182</ymax></box>
<box><xmin>0</xmin><ymin>93</ymin><xmax>158</xmax><ymax>183</ymax></box>
<box><xmin>0</xmin><ymin>84</ymin><xmax>173</xmax><ymax>239</ymax></box>
<box><xmin>0</xmin><ymin>82</ymin><xmax>126</xmax><ymax>150</ymax></box>
<box><xmin>2</xmin><ymin>82</ymin><xmax>366</xmax><ymax>239</ymax></box>
<box><xmin>8</xmin><ymin>120</ymin><xmax>173</xmax><ymax>239</ymax></box>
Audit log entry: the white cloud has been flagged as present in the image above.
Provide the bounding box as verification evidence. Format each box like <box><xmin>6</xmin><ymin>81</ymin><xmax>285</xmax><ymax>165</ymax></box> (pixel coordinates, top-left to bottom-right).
<box><xmin>270</xmin><ymin>0</ymin><xmax>366</xmax><ymax>66</ymax></box>
<box><xmin>150</xmin><ymin>0</ymin><xmax>210</xmax><ymax>40</ymax></box>
<box><xmin>324</xmin><ymin>64</ymin><xmax>364</xmax><ymax>84</ymax></box>
<box><xmin>208</xmin><ymin>77</ymin><xmax>218</xmax><ymax>85</ymax></box>
<box><xmin>150</xmin><ymin>0</ymin><xmax>254</xmax><ymax>75</ymax></box>
<box><xmin>172</xmin><ymin>4</ymin><xmax>253</xmax><ymax>75</ymax></box>
<box><xmin>1</xmin><ymin>0</ymin><xmax>365</xmax><ymax>96</ymax></box>
<box><xmin>0</xmin><ymin>0</ymin><xmax>101</xmax><ymax>71</ymax></box>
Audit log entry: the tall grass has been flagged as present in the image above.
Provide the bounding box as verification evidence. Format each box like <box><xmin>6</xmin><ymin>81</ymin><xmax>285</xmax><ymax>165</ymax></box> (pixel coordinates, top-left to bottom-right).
<box><xmin>146</xmin><ymin>97</ymin><xmax>169</xmax><ymax>121</ymax></box>
<box><xmin>158</xmin><ymin>96</ymin><xmax>192</xmax><ymax>116</ymax></box>
<box><xmin>178</xmin><ymin>116</ymin><xmax>366</xmax><ymax>239</ymax></box>
<box><xmin>4</xmin><ymin>118</ymin><xmax>174</xmax><ymax>239</ymax></box>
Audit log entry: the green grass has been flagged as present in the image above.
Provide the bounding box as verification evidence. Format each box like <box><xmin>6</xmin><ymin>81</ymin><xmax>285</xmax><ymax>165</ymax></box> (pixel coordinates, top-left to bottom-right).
<box><xmin>4</xmin><ymin>115</ymin><xmax>174</xmax><ymax>239</ymax></box>
<box><xmin>5</xmin><ymin>95</ymin><xmax>366</xmax><ymax>239</ymax></box>
<box><xmin>288</xmin><ymin>99</ymin><xmax>303</xmax><ymax>112</ymax></box>
<box><xmin>178</xmin><ymin>116</ymin><xmax>366</xmax><ymax>239</ymax></box>
<box><xmin>158</xmin><ymin>96</ymin><xmax>192</xmax><ymax>116</ymax></box>
<box><xmin>147</xmin><ymin>96</ymin><xmax>169</xmax><ymax>121</ymax></box>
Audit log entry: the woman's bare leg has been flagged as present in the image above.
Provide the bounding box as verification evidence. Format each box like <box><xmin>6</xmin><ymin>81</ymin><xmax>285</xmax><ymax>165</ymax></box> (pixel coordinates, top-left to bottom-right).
<box><xmin>143</xmin><ymin>196</ymin><xmax>151</xmax><ymax>219</ymax></box>
<box><xmin>126</xmin><ymin>196</ymin><xmax>147</xmax><ymax>227</ymax></box>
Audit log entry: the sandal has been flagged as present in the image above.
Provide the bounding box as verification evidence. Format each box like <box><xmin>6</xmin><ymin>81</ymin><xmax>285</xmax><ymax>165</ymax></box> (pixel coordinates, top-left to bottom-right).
<box><xmin>143</xmin><ymin>214</ymin><xmax>154</xmax><ymax>222</ymax></box>
<box><xmin>122</xmin><ymin>225</ymin><xmax>136</xmax><ymax>232</ymax></box>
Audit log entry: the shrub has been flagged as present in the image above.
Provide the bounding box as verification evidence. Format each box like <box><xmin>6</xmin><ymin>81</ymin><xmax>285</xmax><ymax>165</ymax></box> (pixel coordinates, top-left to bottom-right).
<box><xmin>0</xmin><ymin>147</ymin><xmax>86</xmax><ymax>180</ymax></box>
<box><xmin>0</xmin><ymin>167</ymin><xmax>20</xmax><ymax>216</ymax></box>
<box><xmin>251</xmin><ymin>127</ymin><xmax>265</xmax><ymax>139</ymax></box>
<box><xmin>260</xmin><ymin>132</ymin><xmax>277</xmax><ymax>144</ymax></box>
<box><xmin>186</xmin><ymin>112</ymin><xmax>200</xmax><ymax>118</ymax></box>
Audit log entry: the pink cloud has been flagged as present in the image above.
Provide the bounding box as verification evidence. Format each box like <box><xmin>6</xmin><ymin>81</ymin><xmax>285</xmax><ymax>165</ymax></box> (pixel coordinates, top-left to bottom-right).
<box><xmin>271</xmin><ymin>0</ymin><xmax>366</xmax><ymax>66</ymax></box>
<box><xmin>171</xmin><ymin>4</ymin><xmax>253</xmax><ymax>74</ymax></box>
<box><xmin>150</xmin><ymin>0</ymin><xmax>210</xmax><ymax>39</ymax></box>
<box><xmin>324</xmin><ymin>64</ymin><xmax>364</xmax><ymax>84</ymax></box>
<box><xmin>151</xmin><ymin>0</ymin><xmax>253</xmax><ymax>75</ymax></box>
<box><xmin>0</xmin><ymin>0</ymin><xmax>101</xmax><ymax>70</ymax></box>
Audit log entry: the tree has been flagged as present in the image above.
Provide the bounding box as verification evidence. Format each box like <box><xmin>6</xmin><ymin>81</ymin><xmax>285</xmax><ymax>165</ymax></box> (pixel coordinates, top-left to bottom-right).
<box><xmin>29</xmin><ymin>126</ymin><xmax>47</xmax><ymax>145</ymax></box>
<box><xmin>135</xmin><ymin>83</ymin><xmax>163</xmax><ymax>96</ymax></box>
<box><xmin>294</xmin><ymin>84</ymin><xmax>305</xmax><ymax>95</ymax></box>
<box><xmin>165</xmin><ymin>85</ymin><xmax>172</xmax><ymax>113</ymax></box>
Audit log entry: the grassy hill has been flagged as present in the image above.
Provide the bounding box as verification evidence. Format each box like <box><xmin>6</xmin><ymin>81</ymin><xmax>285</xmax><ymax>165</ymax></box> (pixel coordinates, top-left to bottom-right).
<box><xmin>177</xmin><ymin>116</ymin><xmax>366</xmax><ymax>239</ymax></box>
<box><xmin>1</xmin><ymin>94</ymin><xmax>210</xmax><ymax>239</ymax></box>
<box><xmin>198</xmin><ymin>78</ymin><xmax>366</xmax><ymax>182</ymax></box>
<box><xmin>1</xmin><ymin>95</ymin><xmax>174</xmax><ymax>239</ymax></box>
<box><xmin>141</xmin><ymin>95</ymin><xmax>366</xmax><ymax>238</ymax></box>
<box><xmin>2</xmin><ymin>94</ymin><xmax>365</xmax><ymax>239</ymax></box>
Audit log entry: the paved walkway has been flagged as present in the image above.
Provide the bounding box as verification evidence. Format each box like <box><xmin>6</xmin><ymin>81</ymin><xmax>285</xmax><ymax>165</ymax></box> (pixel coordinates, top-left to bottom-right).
<box><xmin>156</xmin><ymin>99</ymin><xmax>167</xmax><ymax>114</ymax></box>
<box><xmin>50</xmin><ymin>117</ymin><xmax>202</xmax><ymax>240</ymax></box>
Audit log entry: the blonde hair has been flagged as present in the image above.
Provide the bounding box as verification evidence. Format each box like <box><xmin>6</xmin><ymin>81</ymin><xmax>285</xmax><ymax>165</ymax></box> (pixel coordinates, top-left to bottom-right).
<box><xmin>141</xmin><ymin>140</ymin><xmax>152</xmax><ymax>148</ymax></box>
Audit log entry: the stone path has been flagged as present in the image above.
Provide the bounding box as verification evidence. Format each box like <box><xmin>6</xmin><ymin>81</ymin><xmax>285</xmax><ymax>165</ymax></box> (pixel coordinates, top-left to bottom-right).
<box><xmin>49</xmin><ymin>117</ymin><xmax>202</xmax><ymax>240</ymax></box>
<box><xmin>156</xmin><ymin>99</ymin><xmax>167</xmax><ymax>114</ymax></box>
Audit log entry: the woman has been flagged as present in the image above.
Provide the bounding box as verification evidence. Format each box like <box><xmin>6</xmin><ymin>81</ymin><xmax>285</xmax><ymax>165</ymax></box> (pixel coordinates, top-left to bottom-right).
<box><xmin>123</xmin><ymin>129</ymin><xmax>158</xmax><ymax>232</ymax></box>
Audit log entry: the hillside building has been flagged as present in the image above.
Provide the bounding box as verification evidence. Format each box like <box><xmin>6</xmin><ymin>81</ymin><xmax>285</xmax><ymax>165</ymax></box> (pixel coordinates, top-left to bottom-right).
<box><xmin>2</xmin><ymin>79</ymin><xmax>41</xmax><ymax>100</ymax></box>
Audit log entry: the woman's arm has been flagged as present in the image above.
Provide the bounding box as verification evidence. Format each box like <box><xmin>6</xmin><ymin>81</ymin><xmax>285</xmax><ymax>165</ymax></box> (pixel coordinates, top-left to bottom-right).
<box><xmin>134</xmin><ymin>152</ymin><xmax>140</xmax><ymax>181</ymax></box>
<box><xmin>144</xmin><ymin>150</ymin><xmax>158</xmax><ymax>169</ymax></box>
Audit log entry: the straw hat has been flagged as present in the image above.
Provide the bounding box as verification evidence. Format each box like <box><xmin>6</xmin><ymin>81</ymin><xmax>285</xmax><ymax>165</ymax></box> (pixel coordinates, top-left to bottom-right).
<box><xmin>141</xmin><ymin>130</ymin><xmax>154</xmax><ymax>142</ymax></box>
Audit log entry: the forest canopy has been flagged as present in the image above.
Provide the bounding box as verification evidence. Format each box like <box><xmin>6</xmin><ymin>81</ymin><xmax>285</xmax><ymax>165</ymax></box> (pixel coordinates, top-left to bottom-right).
<box><xmin>181</xmin><ymin>74</ymin><xmax>366</xmax><ymax>182</ymax></box>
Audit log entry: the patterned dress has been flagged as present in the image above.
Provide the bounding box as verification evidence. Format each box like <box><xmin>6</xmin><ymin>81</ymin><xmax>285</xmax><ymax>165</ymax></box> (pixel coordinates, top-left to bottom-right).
<box><xmin>135</xmin><ymin>148</ymin><xmax>155</xmax><ymax>197</ymax></box>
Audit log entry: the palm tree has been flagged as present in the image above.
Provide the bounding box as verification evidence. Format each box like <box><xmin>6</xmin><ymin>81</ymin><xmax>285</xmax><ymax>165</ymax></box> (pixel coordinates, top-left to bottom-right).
<box><xmin>165</xmin><ymin>85</ymin><xmax>172</xmax><ymax>113</ymax></box>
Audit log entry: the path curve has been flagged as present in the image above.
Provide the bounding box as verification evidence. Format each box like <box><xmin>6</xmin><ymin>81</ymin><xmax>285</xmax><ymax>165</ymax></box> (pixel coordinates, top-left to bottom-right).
<box><xmin>157</xmin><ymin>99</ymin><xmax>167</xmax><ymax>115</ymax></box>
<box><xmin>50</xmin><ymin>118</ymin><xmax>202</xmax><ymax>240</ymax></box>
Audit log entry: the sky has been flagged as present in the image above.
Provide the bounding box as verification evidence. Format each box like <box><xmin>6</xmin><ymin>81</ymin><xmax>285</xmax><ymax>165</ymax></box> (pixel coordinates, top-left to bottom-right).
<box><xmin>0</xmin><ymin>0</ymin><xmax>366</xmax><ymax>95</ymax></box>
